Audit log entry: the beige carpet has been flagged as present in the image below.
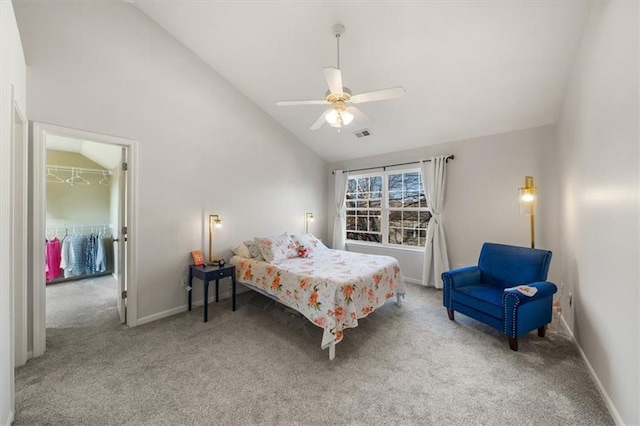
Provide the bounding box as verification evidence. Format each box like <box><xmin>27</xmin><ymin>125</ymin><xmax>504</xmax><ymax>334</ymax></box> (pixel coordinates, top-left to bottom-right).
<box><xmin>15</xmin><ymin>277</ymin><xmax>613</xmax><ymax>425</ymax></box>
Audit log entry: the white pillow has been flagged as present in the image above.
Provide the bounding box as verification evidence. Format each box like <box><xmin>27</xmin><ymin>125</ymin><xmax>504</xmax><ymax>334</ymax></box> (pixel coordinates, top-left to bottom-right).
<box><xmin>290</xmin><ymin>233</ymin><xmax>329</xmax><ymax>257</ymax></box>
<box><xmin>243</xmin><ymin>239</ymin><xmax>264</xmax><ymax>261</ymax></box>
<box><xmin>255</xmin><ymin>233</ymin><xmax>299</xmax><ymax>263</ymax></box>
<box><xmin>231</xmin><ymin>243</ymin><xmax>251</xmax><ymax>258</ymax></box>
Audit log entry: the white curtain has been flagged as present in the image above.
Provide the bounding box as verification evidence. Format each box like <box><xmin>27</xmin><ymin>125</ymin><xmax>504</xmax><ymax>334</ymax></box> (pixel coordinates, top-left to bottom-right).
<box><xmin>332</xmin><ymin>170</ymin><xmax>348</xmax><ymax>250</ymax></box>
<box><xmin>421</xmin><ymin>156</ymin><xmax>450</xmax><ymax>288</ymax></box>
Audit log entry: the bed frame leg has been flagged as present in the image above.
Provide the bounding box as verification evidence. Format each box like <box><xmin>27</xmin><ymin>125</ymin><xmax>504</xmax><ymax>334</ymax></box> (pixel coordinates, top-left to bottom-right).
<box><xmin>329</xmin><ymin>342</ymin><xmax>336</xmax><ymax>361</ymax></box>
<box><xmin>396</xmin><ymin>293</ymin><xmax>402</xmax><ymax>306</ymax></box>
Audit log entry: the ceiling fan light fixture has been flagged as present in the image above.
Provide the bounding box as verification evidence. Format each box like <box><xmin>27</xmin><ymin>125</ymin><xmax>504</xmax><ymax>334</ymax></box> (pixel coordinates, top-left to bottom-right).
<box><xmin>325</xmin><ymin>108</ymin><xmax>339</xmax><ymax>125</ymax></box>
<box><xmin>275</xmin><ymin>24</ymin><xmax>405</xmax><ymax>132</ymax></box>
<box><xmin>341</xmin><ymin>110</ymin><xmax>354</xmax><ymax>125</ymax></box>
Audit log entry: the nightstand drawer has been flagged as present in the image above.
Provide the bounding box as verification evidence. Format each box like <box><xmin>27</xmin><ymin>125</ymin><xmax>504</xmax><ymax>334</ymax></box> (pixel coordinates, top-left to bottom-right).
<box><xmin>209</xmin><ymin>269</ymin><xmax>230</xmax><ymax>280</ymax></box>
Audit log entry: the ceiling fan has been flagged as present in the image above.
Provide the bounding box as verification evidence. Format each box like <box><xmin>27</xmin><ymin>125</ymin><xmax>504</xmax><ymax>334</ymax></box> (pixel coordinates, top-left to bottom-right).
<box><xmin>276</xmin><ymin>24</ymin><xmax>405</xmax><ymax>131</ymax></box>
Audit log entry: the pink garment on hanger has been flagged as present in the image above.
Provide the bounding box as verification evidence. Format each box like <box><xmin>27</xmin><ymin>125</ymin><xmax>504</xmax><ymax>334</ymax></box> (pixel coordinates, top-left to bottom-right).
<box><xmin>46</xmin><ymin>237</ymin><xmax>63</xmax><ymax>282</ymax></box>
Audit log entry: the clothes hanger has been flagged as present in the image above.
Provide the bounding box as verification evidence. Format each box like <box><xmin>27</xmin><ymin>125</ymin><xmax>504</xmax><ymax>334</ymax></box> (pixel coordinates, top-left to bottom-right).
<box><xmin>46</xmin><ymin>168</ymin><xmax>65</xmax><ymax>183</ymax></box>
<box><xmin>66</xmin><ymin>169</ymin><xmax>90</xmax><ymax>186</ymax></box>
<box><xmin>99</xmin><ymin>171</ymin><xmax>111</xmax><ymax>185</ymax></box>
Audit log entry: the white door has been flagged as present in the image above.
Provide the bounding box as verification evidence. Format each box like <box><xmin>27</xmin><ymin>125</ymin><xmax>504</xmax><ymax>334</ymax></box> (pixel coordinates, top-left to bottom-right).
<box><xmin>115</xmin><ymin>147</ymin><xmax>128</xmax><ymax>324</ymax></box>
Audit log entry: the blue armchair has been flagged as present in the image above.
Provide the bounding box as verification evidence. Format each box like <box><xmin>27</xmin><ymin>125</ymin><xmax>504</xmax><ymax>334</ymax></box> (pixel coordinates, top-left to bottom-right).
<box><xmin>442</xmin><ymin>243</ymin><xmax>557</xmax><ymax>351</ymax></box>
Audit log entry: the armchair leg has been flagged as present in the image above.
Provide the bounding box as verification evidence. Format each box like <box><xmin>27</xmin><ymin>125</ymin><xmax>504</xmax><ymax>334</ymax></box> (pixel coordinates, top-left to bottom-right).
<box><xmin>447</xmin><ymin>309</ymin><xmax>454</xmax><ymax>320</ymax></box>
<box><xmin>508</xmin><ymin>337</ymin><xmax>518</xmax><ymax>351</ymax></box>
<box><xmin>538</xmin><ymin>326</ymin><xmax>546</xmax><ymax>337</ymax></box>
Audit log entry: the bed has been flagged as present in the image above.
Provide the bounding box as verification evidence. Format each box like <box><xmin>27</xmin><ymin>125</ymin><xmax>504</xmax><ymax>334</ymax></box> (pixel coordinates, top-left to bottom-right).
<box><xmin>230</xmin><ymin>249</ymin><xmax>406</xmax><ymax>360</ymax></box>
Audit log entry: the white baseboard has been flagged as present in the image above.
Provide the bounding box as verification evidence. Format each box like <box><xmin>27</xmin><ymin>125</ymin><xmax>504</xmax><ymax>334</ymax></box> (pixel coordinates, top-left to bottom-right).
<box><xmin>136</xmin><ymin>304</ymin><xmax>187</xmax><ymax>326</ymax></box>
<box><xmin>5</xmin><ymin>410</ymin><xmax>14</xmax><ymax>426</ymax></box>
<box><xmin>559</xmin><ymin>315</ymin><xmax>624</xmax><ymax>425</ymax></box>
<box><xmin>136</xmin><ymin>290</ymin><xmax>234</xmax><ymax>326</ymax></box>
<box><xmin>403</xmin><ymin>277</ymin><xmax>422</xmax><ymax>285</ymax></box>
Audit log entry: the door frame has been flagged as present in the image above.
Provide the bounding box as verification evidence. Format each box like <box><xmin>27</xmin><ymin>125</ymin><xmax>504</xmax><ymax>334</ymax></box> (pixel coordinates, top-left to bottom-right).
<box><xmin>10</xmin><ymin>91</ymin><xmax>28</xmax><ymax>367</ymax></box>
<box><xmin>31</xmin><ymin>122</ymin><xmax>139</xmax><ymax>358</ymax></box>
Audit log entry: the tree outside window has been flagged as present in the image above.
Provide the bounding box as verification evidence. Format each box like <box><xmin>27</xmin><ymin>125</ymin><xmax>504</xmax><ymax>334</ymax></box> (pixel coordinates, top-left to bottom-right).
<box><xmin>346</xmin><ymin>169</ymin><xmax>430</xmax><ymax>247</ymax></box>
<box><xmin>346</xmin><ymin>175</ymin><xmax>383</xmax><ymax>243</ymax></box>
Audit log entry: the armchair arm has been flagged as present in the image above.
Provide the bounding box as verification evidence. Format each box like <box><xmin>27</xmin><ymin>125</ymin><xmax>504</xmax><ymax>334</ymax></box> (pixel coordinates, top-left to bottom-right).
<box><xmin>503</xmin><ymin>281</ymin><xmax>557</xmax><ymax>306</ymax></box>
<box><xmin>442</xmin><ymin>266</ymin><xmax>481</xmax><ymax>309</ymax></box>
<box><xmin>503</xmin><ymin>281</ymin><xmax>558</xmax><ymax>338</ymax></box>
<box><xmin>442</xmin><ymin>266</ymin><xmax>481</xmax><ymax>289</ymax></box>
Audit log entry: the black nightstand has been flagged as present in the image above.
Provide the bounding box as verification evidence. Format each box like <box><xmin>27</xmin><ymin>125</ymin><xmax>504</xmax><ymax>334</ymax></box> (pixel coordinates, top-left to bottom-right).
<box><xmin>188</xmin><ymin>264</ymin><xmax>236</xmax><ymax>322</ymax></box>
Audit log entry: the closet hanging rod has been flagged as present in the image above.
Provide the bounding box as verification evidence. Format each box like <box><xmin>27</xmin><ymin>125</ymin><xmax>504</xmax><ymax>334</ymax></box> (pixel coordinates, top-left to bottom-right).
<box><xmin>46</xmin><ymin>165</ymin><xmax>113</xmax><ymax>176</ymax></box>
<box><xmin>46</xmin><ymin>224</ymin><xmax>113</xmax><ymax>231</ymax></box>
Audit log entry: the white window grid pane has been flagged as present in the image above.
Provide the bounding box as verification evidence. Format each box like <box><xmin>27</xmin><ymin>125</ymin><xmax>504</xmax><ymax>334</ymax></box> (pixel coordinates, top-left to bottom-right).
<box><xmin>347</xmin><ymin>169</ymin><xmax>428</xmax><ymax>247</ymax></box>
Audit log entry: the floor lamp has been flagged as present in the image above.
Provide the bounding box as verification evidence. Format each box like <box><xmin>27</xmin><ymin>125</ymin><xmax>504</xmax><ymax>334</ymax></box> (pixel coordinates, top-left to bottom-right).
<box><xmin>518</xmin><ymin>176</ymin><xmax>536</xmax><ymax>248</ymax></box>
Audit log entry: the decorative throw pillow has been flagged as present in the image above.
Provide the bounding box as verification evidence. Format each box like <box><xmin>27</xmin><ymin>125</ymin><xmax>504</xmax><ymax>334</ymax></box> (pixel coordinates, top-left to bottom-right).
<box><xmin>290</xmin><ymin>233</ymin><xmax>329</xmax><ymax>257</ymax></box>
<box><xmin>255</xmin><ymin>233</ymin><xmax>299</xmax><ymax>263</ymax></box>
<box><xmin>243</xmin><ymin>239</ymin><xmax>264</xmax><ymax>261</ymax></box>
<box><xmin>231</xmin><ymin>243</ymin><xmax>251</xmax><ymax>259</ymax></box>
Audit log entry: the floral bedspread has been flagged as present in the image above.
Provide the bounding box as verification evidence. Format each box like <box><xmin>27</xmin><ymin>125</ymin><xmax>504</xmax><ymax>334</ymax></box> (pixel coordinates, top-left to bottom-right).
<box><xmin>230</xmin><ymin>250</ymin><xmax>406</xmax><ymax>349</ymax></box>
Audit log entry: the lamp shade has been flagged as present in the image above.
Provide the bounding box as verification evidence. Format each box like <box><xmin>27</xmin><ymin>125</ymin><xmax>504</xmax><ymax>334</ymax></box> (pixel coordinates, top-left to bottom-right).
<box><xmin>341</xmin><ymin>110</ymin><xmax>354</xmax><ymax>125</ymax></box>
<box><xmin>325</xmin><ymin>109</ymin><xmax>339</xmax><ymax>124</ymax></box>
<box><xmin>518</xmin><ymin>176</ymin><xmax>536</xmax><ymax>215</ymax></box>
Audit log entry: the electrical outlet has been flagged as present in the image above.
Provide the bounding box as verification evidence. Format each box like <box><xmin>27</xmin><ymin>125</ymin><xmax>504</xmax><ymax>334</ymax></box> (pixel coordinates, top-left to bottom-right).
<box><xmin>180</xmin><ymin>276</ymin><xmax>187</xmax><ymax>287</ymax></box>
<box><xmin>559</xmin><ymin>282</ymin><xmax>564</xmax><ymax>296</ymax></box>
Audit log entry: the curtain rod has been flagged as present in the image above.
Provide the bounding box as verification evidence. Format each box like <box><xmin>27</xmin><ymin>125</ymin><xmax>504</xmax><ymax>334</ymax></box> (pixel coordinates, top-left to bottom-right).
<box><xmin>331</xmin><ymin>155</ymin><xmax>454</xmax><ymax>175</ymax></box>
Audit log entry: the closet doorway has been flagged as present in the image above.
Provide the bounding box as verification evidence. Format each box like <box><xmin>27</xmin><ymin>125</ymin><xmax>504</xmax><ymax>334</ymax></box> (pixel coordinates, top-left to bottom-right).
<box><xmin>32</xmin><ymin>123</ymin><xmax>138</xmax><ymax>358</ymax></box>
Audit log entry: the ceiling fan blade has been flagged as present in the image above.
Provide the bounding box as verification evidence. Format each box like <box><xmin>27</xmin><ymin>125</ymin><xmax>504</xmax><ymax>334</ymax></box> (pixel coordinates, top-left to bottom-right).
<box><xmin>310</xmin><ymin>108</ymin><xmax>331</xmax><ymax>130</ymax></box>
<box><xmin>350</xmin><ymin>86</ymin><xmax>406</xmax><ymax>104</ymax></box>
<box><xmin>323</xmin><ymin>67</ymin><xmax>344</xmax><ymax>95</ymax></box>
<box><xmin>276</xmin><ymin>99</ymin><xmax>328</xmax><ymax>106</ymax></box>
<box><xmin>346</xmin><ymin>106</ymin><xmax>374</xmax><ymax>125</ymax></box>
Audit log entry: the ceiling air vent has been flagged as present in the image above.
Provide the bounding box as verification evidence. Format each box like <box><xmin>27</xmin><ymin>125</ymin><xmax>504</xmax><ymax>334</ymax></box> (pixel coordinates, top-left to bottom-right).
<box><xmin>354</xmin><ymin>129</ymin><xmax>372</xmax><ymax>138</ymax></box>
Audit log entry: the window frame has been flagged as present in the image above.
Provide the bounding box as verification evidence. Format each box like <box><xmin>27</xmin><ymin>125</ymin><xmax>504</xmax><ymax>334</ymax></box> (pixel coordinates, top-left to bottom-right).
<box><xmin>345</xmin><ymin>167</ymin><xmax>431</xmax><ymax>249</ymax></box>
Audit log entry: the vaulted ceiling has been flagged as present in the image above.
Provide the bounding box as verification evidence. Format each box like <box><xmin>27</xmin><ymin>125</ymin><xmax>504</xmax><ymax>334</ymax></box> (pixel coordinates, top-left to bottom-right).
<box><xmin>135</xmin><ymin>1</ymin><xmax>592</xmax><ymax>162</ymax></box>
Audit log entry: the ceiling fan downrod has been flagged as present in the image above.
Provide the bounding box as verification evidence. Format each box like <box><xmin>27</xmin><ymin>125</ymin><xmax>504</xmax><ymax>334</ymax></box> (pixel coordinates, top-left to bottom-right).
<box><xmin>333</xmin><ymin>24</ymin><xmax>345</xmax><ymax>70</ymax></box>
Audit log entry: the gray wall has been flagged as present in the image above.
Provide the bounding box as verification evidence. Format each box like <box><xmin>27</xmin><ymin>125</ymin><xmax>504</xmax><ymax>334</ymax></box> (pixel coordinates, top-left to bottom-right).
<box><xmin>14</xmin><ymin>2</ymin><xmax>329</xmax><ymax>323</ymax></box>
<box><xmin>0</xmin><ymin>1</ymin><xmax>27</xmax><ymax>422</ymax></box>
<box><xmin>328</xmin><ymin>125</ymin><xmax>559</xmax><ymax>284</ymax></box>
<box><xmin>556</xmin><ymin>1</ymin><xmax>639</xmax><ymax>424</ymax></box>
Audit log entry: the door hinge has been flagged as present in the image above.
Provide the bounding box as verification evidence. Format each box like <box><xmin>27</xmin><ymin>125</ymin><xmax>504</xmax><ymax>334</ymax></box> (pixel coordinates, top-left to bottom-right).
<box><xmin>122</xmin><ymin>226</ymin><xmax>128</xmax><ymax>235</ymax></box>
<box><xmin>121</xmin><ymin>290</ymin><xmax>127</xmax><ymax>299</ymax></box>
<box><xmin>122</xmin><ymin>162</ymin><xmax>128</xmax><ymax>171</ymax></box>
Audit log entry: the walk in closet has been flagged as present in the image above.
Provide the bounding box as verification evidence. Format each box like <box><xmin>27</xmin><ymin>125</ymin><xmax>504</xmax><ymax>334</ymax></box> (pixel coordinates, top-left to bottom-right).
<box><xmin>45</xmin><ymin>147</ymin><xmax>119</xmax><ymax>283</ymax></box>
<box><xmin>45</xmin><ymin>137</ymin><xmax>123</xmax><ymax>327</ymax></box>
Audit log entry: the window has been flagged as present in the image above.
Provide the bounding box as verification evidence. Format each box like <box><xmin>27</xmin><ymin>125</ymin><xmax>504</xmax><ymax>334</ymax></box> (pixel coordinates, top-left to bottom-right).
<box><xmin>346</xmin><ymin>176</ymin><xmax>383</xmax><ymax>243</ymax></box>
<box><xmin>345</xmin><ymin>169</ymin><xmax>431</xmax><ymax>247</ymax></box>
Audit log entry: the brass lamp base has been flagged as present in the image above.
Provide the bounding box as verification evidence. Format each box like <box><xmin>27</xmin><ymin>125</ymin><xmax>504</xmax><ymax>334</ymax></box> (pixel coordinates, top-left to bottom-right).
<box><xmin>207</xmin><ymin>259</ymin><xmax>225</xmax><ymax>267</ymax></box>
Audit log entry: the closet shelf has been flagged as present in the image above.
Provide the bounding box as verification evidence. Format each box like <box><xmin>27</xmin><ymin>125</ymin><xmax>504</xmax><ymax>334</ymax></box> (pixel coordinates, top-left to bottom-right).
<box><xmin>47</xmin><ymin>165</ymin><xmax>113</xmax><ymax>175</ymax></box>
<box><xmin>47</xmin><ymin>165</ymin><xmax>113</xmax><ymax>186</ymax></box>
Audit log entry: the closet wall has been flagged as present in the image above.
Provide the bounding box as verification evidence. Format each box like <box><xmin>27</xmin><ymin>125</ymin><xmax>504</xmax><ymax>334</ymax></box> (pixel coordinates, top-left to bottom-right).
<box><xmin>46</xmin><ymin>150</ymin><xmax>111</xmax><ymax>229</ymax></box>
